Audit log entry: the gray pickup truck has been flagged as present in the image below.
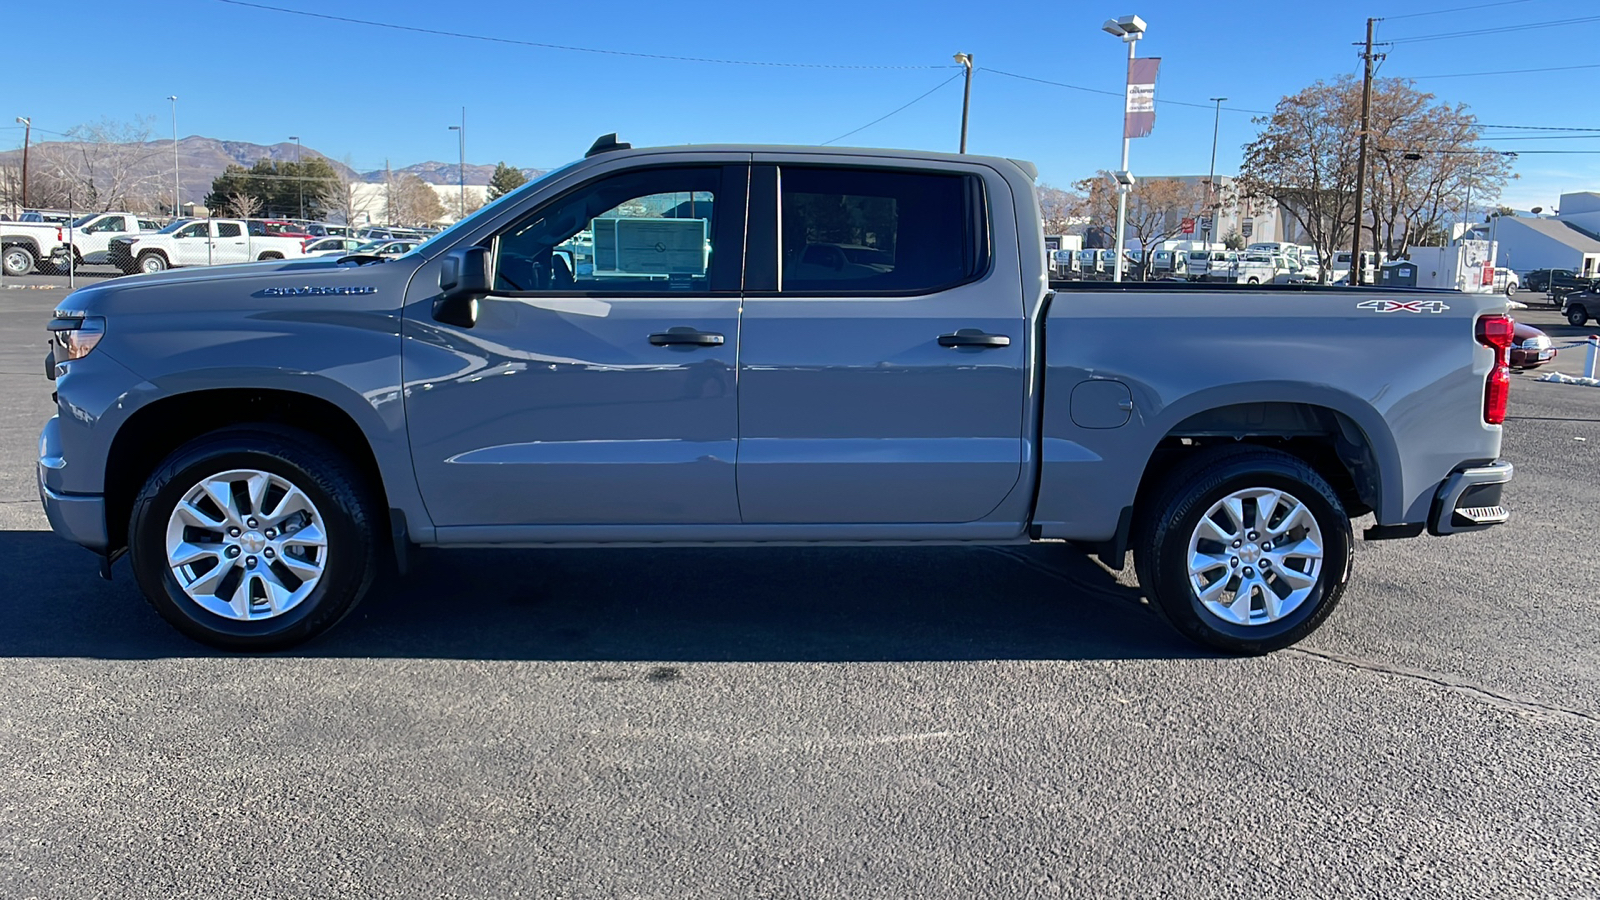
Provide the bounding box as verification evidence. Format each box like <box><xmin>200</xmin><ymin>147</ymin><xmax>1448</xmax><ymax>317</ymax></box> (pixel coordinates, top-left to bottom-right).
<box><xmin>38</xmin><ymin>136</ymin><xmax>1515</xmax><ymax>654</ymax></box>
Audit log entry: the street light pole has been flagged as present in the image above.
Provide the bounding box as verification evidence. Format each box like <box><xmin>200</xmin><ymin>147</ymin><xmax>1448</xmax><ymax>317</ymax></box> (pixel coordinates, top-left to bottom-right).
<box><xmin>953</xmin><ymin>53</ymin><xmax>973</xmax><ymax>153</ymax></box>
<box><xmin>1103</xmin><ymin>14</ymin><xmax>1146</xmax><ymax>283</ymax></box>
<box><xmin>1205</xmin><ymin>97</ymin><xmax>1226</xmax><ymax>247</ymax></box>
<box><xmin>447</xmin><ymin>108</ymin><xmax>466</xmax><ymax>217</ymax></box>
<box><xmin>167</xmin><ymin>96</ymin><xmax>179</xmax><ymax>217</ymax></box>
<box><xmin>290</xmin><ymin>135</ymin><xmax>303</xmax><ymax>219</ymax></box>
<box><xmin>14</xmin><ymin>116</ymin><xmax>30</xmax><ymax>212</ymax></box>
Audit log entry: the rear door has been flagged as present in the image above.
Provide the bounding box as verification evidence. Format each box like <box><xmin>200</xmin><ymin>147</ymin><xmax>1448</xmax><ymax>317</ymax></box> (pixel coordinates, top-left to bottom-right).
<box><xmin>735</xmin><ymin>159</ymin><xmax>1027</xmax><ymax>525</ymax></box>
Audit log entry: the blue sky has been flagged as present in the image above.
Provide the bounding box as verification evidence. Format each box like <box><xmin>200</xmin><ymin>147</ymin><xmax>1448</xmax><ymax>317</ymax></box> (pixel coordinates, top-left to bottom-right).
<box><xmin>8</xmin><ymin>0</ymin><xmax>1597</xmax><ymax>209</ymax></box>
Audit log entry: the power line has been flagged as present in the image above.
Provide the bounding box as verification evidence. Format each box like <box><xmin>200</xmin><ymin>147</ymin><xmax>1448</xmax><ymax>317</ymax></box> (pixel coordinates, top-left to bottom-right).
<box><xmin>211</xmin><ymin>0</ymin><xmax>950</xmax><ymax>69</ymax></box>
<box><xmin>822</xmin><ymin>71</ymin><xmax>964</xmax><ymax>145</ymax></box>
<box><xmin>1478</xmin><ymin>123</ymin><xmax>1600</xmax><ymax>132</ymax></box>
<box><xmin>1382</xmin><ymin>0</ymin><xmax>1540</xmax><ymax>20</ymax></box>
<box><xmin>983</xmin><ymin>68</ymin><xmax>1272</xmax><ymax>114</ymax></box>
<box><xmin>1387</xmin><ymin>14</ymin><xmax>1600</xmax><ymax>44</ymax></box>
<box><xmin>1402</xmin><ymin>62</ymin><xmax>1600</xmax><ymax>79</ymax></box>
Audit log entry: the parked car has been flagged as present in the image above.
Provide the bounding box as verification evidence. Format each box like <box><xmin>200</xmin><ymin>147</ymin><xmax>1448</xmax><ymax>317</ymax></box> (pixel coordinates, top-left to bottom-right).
<box><xmin>1523</xmin><ymin>268</ymin><xmax>1594</xmax><ymax>295</ymax></box>
<box><xmin>19</xmin><ymin>209</ymin><xmax>75</xmax><ymax>225</ymax></box>
<box><xmin>1492</xmin><ymin>267</ymin><xmax>1520</xmax><ymax>297</ymax></box>
<box><xmin>302</xmin><ymin>236</ymin><xmax>365</xmax><ymax>256</ymax></box>
<box><xmin>2</xmin><ymin>220</ymin><xmax>68</xmax><ymax>276</ymax></box>
<box><xmin>39</xmin><ymin>137</ymin><xmax>1514</xmax><ymax>656</ymax></box>
<box><xmin>248</xmin><ymin>220</ymin><xmax>314</xmax><ymax>240</ymax></box>
<box><xmin>351</xmin><ymin>238</ymin><xmax>421</xmax><ymax>258</ymax></box>
<box><xmin>299</xmin><ymin>223</ymin><xmax>353</xmax><ymax>238</ymax></box>
<box><xmin>1562</xmin><ymin>289</ymin><xmax>1599</xmax><ymax>326</ymax></box>
<box><xmin>1509</xmin><ymin>321</ymin><xmax>1556</xmax><ymax>369</ymax></box>
<box><xmin>107</xmin><ymin>218</ymin><xmax>309</xmax><ymax>274</ymax></box>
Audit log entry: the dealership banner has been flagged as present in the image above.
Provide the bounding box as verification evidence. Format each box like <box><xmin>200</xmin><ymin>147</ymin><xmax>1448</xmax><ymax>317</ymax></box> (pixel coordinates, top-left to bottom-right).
<box><xmin>1125</xmin><ymin>57</ymin><xmax>1161</xmax><ymax>139</ymax></box>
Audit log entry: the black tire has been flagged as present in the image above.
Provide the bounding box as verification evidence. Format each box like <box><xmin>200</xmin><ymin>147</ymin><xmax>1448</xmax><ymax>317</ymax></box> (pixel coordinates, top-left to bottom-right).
<box><xmin>137</xmin><ymin>251</ymin><xmax>168</xmax><ymax>274</ymax></box>
<box><xmin>257</xmin><ymin>252</ymin><xmax>283</xmax><ymax>261</ymax></box>
<box><xmin>1133</xmin><ymin>447</ymin><xmax>1354</xmax><ymax>654</ymax></box>
<box><xmin>3</xmin><ymin>243</ymin><xmax>37</xmax><ymax>277</ymax></box>
<box><xmin>128</xmin><ymin>426</ymin><xmax>382</xmax><ymax>651</ymax></box>
<box><xmin>1246</xmin><ymin>277</ymin><xmax>1260</xmax><ymax>285</ymax></box>
<box><xmin>1568</xmin><ymin>305</ymin><xmax>1589</xmax><ymax>327</ymax></box>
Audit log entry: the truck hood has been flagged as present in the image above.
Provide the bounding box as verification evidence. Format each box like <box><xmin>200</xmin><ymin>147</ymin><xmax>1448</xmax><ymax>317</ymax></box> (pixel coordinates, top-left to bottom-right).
<box><xmin>55</xmin><ymin>255</ymin><xmax>419</xmax><ymax>317</ymax></box>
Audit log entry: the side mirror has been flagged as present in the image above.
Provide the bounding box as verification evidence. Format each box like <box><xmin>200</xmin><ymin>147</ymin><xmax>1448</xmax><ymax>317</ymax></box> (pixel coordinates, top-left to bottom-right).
<box><xmin>434</xmin><ymin>246</ymin><xmax>490</xmax><ymax>328</ymax></box>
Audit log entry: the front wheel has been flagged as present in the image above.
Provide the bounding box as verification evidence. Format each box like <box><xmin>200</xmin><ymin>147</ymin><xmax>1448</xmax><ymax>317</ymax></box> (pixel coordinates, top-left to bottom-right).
<box><xmin>1134</xmin><ymin>447</ymin><xmax>1353</xmax><ymax>654</ymax></box>
<box><xmin>1569</xmin><ymin>305</ymin><xmax>1589</xmax><ymax>327</ymax></box>
<box><xmin>137</xmin><ymin>251</ymin><xmax>168</xmax><ymax>274</ymax></box>
<box><xmin>128</xmin><ymin>427</ymin><xmax>382</xmax><ymax>651</ymax></box>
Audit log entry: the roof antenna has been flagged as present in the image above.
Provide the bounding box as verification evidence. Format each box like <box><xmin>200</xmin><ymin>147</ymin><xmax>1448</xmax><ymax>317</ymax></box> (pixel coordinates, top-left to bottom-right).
<box><xmin>586</xmin><ymin>133</ymin><xmax>631</xmax><ymax>158</ymax></box>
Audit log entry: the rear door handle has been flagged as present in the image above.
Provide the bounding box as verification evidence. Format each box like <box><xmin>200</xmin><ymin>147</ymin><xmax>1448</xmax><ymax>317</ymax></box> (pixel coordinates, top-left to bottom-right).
<box><xmin>649</xmin><ymin>328</ymin><xmax>725</xmax><ymax>347</ymax></box>
<box><xmin>937</xmin><ymin>329</ymin><xmax>1011</xmax><ymax>348</ymax></box>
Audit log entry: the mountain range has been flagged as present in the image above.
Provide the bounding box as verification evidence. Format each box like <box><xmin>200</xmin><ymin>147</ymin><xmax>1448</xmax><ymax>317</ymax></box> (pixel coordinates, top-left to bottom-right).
<box><xmin>0</xmin><ymin>135</ymin><xmax>543</xmax><ymax>207</ymax></box>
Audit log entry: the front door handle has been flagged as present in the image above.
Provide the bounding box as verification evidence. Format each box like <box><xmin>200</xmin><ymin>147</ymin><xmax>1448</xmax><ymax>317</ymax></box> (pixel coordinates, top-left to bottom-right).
<box><xmin>938</xmin><ymin>329</ymin><xmax>1011</xmax><ymax>348</ymax></box>
<box><xmin>649</xmin><ymin>328</ymin><xmax>725</xmax><ymax>347</ymax></box>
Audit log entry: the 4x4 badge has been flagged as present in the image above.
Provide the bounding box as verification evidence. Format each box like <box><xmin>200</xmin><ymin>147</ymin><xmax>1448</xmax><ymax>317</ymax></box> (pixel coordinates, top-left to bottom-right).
<box><xmin>1356</xmin><ymin>299</ymin><xmax>1450</xmax><ymax>314</ymax></box>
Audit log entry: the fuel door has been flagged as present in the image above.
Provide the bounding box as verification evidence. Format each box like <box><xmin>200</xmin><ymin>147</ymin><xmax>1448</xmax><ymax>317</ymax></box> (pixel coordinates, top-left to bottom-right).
<box><xmin>1070</xmin><ymin>380</ymin><xmax>1133</xmax><ymax>429</ymax></box>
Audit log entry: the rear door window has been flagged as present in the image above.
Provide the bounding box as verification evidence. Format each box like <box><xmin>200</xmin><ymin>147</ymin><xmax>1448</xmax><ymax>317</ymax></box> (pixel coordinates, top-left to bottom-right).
<box><xmin>777</xmin><ymin>167</ymin><xmax>986</xmax><ymax>294</ymax></box>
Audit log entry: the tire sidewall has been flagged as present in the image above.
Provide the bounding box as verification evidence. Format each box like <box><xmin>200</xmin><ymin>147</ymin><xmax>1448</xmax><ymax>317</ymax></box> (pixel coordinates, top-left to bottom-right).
<box><xmin>1152</xmin><ymin>457</ymin><xmax>1353</xmax><ymax>653</ymax></box>
<box><xmin>131</xmin><ymin>440</ymin><xmax>373</xmax><ymax>650</ymax></box>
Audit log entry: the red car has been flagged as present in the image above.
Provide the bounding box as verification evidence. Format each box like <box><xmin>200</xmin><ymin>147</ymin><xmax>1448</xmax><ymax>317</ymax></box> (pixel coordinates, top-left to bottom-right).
<box><xmin>1510</xmin><ymin>320</ymin><xmax>1555</xmax><ymax>370</ymax></box>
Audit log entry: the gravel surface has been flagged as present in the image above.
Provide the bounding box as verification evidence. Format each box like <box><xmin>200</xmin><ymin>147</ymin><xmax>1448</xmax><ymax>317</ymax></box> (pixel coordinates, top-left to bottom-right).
<box><xmin>2</xmin><ymin>286</ymin><xmax>1596</xmax><ymax>898</ymax></box>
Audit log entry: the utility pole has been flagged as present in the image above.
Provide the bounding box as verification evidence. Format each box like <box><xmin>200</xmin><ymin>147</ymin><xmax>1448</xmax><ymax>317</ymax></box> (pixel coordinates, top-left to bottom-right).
<box><xmin>14</xmin><ymin>117</ymin><xmax>30</xmax><ymax>212</ymax></box>
<box><xmin>1350</xmin><ymin>18</ymin><xmax>1381</xmax><ymax>286</ymax></box>
<box><xmin>953</xmin><ymin>53</ymin><xmax>974</xmax><ymax>153</ymax></box>
<box><xmin>1205</xmin><ymin>97</ymin><xmax>1226</xmax><ymax>246</ymax></box>
<box><xmin>384</xmin><ymin>158</ymin><xmax>393</xmax><ymax>227</ymax></box>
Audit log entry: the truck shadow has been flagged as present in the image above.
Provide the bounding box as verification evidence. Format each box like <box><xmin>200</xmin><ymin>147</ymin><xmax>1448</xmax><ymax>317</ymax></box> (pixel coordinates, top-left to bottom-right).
<box><xmin>0</xmin><ymin>531</ymin><xmax>1202</xmax><ymax>661</ymax></box>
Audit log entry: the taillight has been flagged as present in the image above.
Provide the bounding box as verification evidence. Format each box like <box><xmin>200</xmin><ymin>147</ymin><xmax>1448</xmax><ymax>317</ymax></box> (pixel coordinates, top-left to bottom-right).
<box><xmin>1476</xmin><ymin>314</ymin><xmax>1514</xmax><ymax>425</ymax></box>
<box><xmin>55</xmin><ymin>227</ymin><xmax>63</xmax><ymax>241</ymax></box>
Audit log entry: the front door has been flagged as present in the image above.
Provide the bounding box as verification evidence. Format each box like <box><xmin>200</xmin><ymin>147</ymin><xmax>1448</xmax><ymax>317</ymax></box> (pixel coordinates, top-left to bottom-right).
<box><xmin>169</xmin><ymin>221</ymin><xmax>213</xmax><ymax>267</ymax></box>
<box><xmin>735</xmin><ymin>161</ymin><xmax>1028</xmax><ymax>524</ymax></box>
<box><xmin>403</xmin><ymin>164</ymin><xmax>748</xmax><ymax>528</ymax></box>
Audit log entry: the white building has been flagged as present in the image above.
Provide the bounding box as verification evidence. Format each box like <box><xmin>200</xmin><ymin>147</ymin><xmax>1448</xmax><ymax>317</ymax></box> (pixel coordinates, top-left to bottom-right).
<box><xmin>1481</xmin><ymin>196</ymin><xmax>1600</xmax><ymax>277</ymax></box>
<box><xmin>336</xmin><ymin>182</ymin><xmax>492</xmax><ymax>227</ymax></box>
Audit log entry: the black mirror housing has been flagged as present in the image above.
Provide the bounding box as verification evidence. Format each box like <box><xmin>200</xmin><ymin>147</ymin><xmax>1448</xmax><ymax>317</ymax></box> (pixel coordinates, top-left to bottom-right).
<box><xmin>434</xmin><ymin>247</ymin><xmax>491</xmax><ymax>328</ymax></box>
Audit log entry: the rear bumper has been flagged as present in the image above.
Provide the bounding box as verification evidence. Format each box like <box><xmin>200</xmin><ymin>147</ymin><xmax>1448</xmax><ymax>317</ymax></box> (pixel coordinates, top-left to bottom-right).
<box><xmin>1428</xmin><ymin>460</ymin><xmax>1513</xmax><ymax>536</ymax></box>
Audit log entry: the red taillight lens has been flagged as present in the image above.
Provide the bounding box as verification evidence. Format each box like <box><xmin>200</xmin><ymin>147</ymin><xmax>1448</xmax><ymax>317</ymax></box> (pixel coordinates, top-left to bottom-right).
<box><xmin>56</xmin><ymin>227</ymin><xmax>63</xmax><ymax>241</ymax></box>
<box><xmin>1476</xmin><ymin>314</ymin><xmax>1514</xmax><ymax>425</ymax></box>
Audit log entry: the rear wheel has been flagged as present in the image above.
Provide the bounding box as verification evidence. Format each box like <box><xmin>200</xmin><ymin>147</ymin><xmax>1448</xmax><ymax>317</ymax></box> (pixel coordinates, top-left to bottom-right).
<box><xmin>1134</xmin><ymin>447</ymin><xmax>1353</xmax><ymax>654</ymax></box>
<box><xmin>257</xmin><ymin>252</ymin><xmax>283</xmax><ymax>261</ymax></box>
<box><xmin>1246</xmin><ymin>276</ymin><xmax>1260</xmax><ymax>285</ymax></box>
<box><xmin>2</xmin><ymin>244</ymin><xmax>36</xmax><ymax>276</ymax></box>
<box><xmin>1569</xmin><ymin>305</ymin><xmax>1589</xmax><ymax>327</ymax></box>
<box><xmin>129</xmin><ymin>427</ymin><xmax>382</xmax><ymax>651</ymax></box>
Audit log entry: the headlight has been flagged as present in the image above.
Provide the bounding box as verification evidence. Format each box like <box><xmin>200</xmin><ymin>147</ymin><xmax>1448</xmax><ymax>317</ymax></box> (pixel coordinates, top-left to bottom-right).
<box><xmin>47</xmin><ymin>316</ymin><xmax>106</xmax><ymax>361</ymax></box>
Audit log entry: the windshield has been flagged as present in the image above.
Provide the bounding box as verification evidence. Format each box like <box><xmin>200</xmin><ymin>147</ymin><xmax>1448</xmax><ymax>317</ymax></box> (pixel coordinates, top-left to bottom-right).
<box><xmin>70</xmin><ymin>214</ymin><xmax>98</xmax><ymax>228</ymax></box>
<box><xmin>156</xmin><ymin>219</ymin><xmax>192</xmax><ymax>235</ymax></box>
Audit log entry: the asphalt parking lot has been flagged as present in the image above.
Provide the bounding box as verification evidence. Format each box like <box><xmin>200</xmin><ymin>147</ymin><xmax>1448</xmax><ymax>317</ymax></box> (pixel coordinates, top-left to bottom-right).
<box><xmin>1</xmin><ymin>281</ymin><xmax>1597</xmax><ymax>898</ymax></box>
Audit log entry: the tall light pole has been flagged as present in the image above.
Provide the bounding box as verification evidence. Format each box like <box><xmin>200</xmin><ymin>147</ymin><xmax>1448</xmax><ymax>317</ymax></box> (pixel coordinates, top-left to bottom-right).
<box><xmin>448</xmin><ymin>107</ymin><xmax>465</xmax><ymax>218</ymax></box>
<box><xmin>167</xmin><ymin>96</ymin><xmax>179</xmax><ymax>217</ymax></box>
<box><xmin>290</xmin><ymin>135</ymin><xmax>303</xmax><ymax>219</ymax></box>
<box><xmin>14</xmin><ymin>117</ymin><xmax>30</xmax><ymax>212</ymax></box>
<box><xmin>1103</xmin><ymin>14</ymin><xmax>1147</xmax><ymax>283</ymax></box>
<box><xmin>1205</xmin><ymin>97</ymin><xmax>1226</xmax><ymax>247</ymax></box>
<box><xmin>953</xmin><ymin>53</ymin><xmax>974</xmax><ymax>153</ymax></box>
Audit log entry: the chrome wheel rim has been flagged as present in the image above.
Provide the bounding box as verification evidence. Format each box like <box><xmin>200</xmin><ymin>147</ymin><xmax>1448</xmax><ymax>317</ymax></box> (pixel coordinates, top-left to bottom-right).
<box><xmin>4</xmin><ymin>248</ymin><xmax>30</xmax><ymax>274</ymax></box>
<box><xmin>1186</xmin><ymin>487</ymin><xmax>1324</xmax><ymax>626</ymax></box>
<box><xmin>140</xmin><ymin>256</ymin><xmax>163</xmax><ymax>273</ymax></box>
<box><xmin>164</xmin><ymin>468</ymin><xmax>329</xmax><ymax>620</ymax></box>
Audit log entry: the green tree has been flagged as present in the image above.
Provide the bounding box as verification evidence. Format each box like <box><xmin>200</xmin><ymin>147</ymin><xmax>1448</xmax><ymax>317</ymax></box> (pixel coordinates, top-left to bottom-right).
<box><xmin>203</xmin><ymin>157</ymin><xmax>342</xmax><ymax>220</ymax></box>
<box><xmin>486</xmin><ymin>162</ymin><xmax>528</xmax><ymax>201</ymax></box>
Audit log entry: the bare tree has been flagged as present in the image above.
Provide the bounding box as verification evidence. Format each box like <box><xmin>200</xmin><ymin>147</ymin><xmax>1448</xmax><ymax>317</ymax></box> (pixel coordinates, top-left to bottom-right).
<box><xmin>224</xmin><ymin>190</ymin><xmax>262</xmax><ymax>220</ymax></box>
<box><xmin>10</xmin><ymin>117</ymin><xmax>167</xmax><ymax>214</ymax></box>
<box><xmin>1038</xmin><ymin>183</ymin><xmax>1082</xmax><ymax>236</ymax></box>
<box><xmin>329</xmin><ymin>155</ymin><xmax>378</xmax><ymax>227</ymax></box>
<box><xmin>1237</xmin><ymin>77</ymin><xmax>1363</xmax><ymax>279</ymax></box>
<box><xmin>386</xmin><ymin>174</ymin><xmax>445</xmax><ymax>227</ymax></box>
<box><xmin>1074</xmin><ymin>172</ymin><xmax>1210</xmax><ymax>277</ymax></box>
<box><xmin>449</xmin><ymin>191</ymin><xmax>485</xmax><ymax>222</ymax></box>
<box><xmin>1240</xmin><ymin>76</ymin><xmax>1510</xmax><ymax>273</ymax></box>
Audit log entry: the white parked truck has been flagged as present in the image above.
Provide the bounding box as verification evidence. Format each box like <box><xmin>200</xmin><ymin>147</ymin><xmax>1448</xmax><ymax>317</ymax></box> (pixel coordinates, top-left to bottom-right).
<box><xmin>107</xmin><ymin>219</ymin><xmax>309</xmax><ymax>275</ymax></box>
